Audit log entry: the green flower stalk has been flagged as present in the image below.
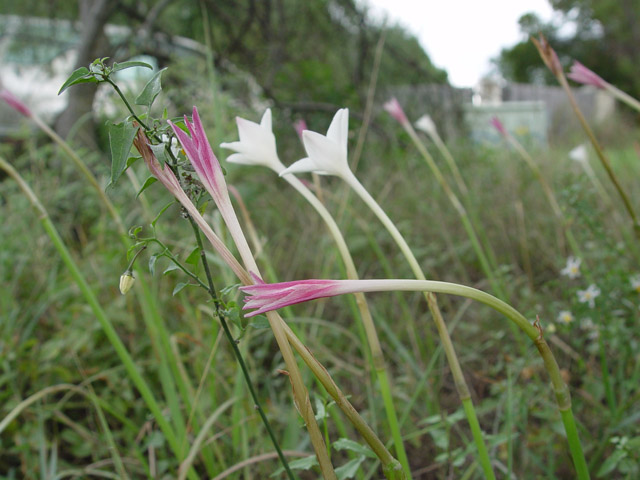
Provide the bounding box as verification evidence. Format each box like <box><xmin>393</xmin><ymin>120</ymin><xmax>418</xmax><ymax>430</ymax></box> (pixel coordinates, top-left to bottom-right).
<box><xmin>281</xmin><ymin>108</ymin><xmax>496</xmax><ymax>479</ymax></box>
<box><xmin>240</xmin><ymin>276</ymin><xmax>589</xmax><ymax>480</ymax></box>
<box><xmin>220</xmin><ymin>109</ymin><xmax>411</xmax><ymax>476</ymax></box>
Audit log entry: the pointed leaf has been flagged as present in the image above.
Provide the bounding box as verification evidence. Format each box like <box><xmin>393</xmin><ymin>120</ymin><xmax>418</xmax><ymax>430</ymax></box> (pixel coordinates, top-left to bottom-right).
<box><xmin>335</xmin><ymin>456</ymin><xmax>365</xmax><ymax>480</ymax></box>
<box><xmin>172</xmin><ymin>282</ymin><xmax>189</xmax><ymax>296</ymax></box>
<box><xmin>148</xmin><ymin>254</ymin><xmax>159</xmax><ymax>276</ymax></box>
<box><xmin>136</xmin><ymin>176</ymin><xmax>157</xmax><ymax>198</ymax></box>
<box><xmin>58</xmin><ymin>67</ymin><xmax>97</xmax><ymax>95</ymax></box>
<box><xmin>135</xmin><ymin>68</ymin><xmax>167</xmax><ymax>108</ymax></box>
<box><xmin>148</xmin><ymin>143</ymin><xmax>169</xmax><ymax>167</ymax></box>
<box><xmin>113</xmin><ymin>61</ymin><xmax>153</xmax><ymax>73</ymax></box>
<box><xmin>185</xmin><ymin>247</ymin><xmax>201</xmax><ymax>267</ymax></box>
<box><xmin>163</xmin><ymin>264</ymin><xmax>180</xmax><ymax>275</ymax></box>
<box><xmin>151</xmin><ymin>201</ymin><xmax>175</xmax><ymax>228</ymax></box>
<box><xmin>108</xmin><ymin>120</ymin><xmax>138</xmax><ymax>187</ymax></box>
<box><xmin>332</xmin><ymin>439</ymin><xmax>376</xmax><ymax>459</ymax></box>
<box><xmin>271</xmin><ymin>455</ymin><xmax>318</xmax><ymax>477</ymax></box>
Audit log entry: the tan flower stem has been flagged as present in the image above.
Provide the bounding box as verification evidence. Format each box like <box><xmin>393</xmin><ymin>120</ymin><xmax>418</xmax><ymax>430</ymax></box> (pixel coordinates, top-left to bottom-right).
<box><xmin>555</xmin><ymin>73</ymin><xmax>640</xmax><ymax>237</ymax></box>
<box><xmin>277</xmin><ymin>318</ymin><xmax>406</xmax><ymax>480</ymax></box>
<box><xmin>216</xmin><ymin>187</ymin><xmax>336</xmax><ymax>479</ymax></box>
<box><xmin>282</xmin><ymin>173</ymin><xmax>411</xmax><ymax>476</ymax></box>
<box><xmin>343</xmin><ymin>173</ymin><xmax>497</xmax><ymax>480</ymax></box>
<box><xmin>0</xmin><ymin>157</ymin><xmax>200</xmax><ymax>480</ymax></box>
<box><xmin>401</xmin><ymin>124</ymin><xmax>507</xmax><ymax>301</ymax></box>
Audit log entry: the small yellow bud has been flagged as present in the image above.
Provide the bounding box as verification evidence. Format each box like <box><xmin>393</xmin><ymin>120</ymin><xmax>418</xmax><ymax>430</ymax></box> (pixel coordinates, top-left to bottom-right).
<box><xmin>119</xmin><ymin>272</ymin><xmax>135</xmax><ymax>295</ymax></box>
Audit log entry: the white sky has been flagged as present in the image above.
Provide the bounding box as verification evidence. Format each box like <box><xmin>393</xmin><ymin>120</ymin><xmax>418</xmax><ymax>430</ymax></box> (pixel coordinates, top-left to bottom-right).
<box><xmin>364</xmin><ymin>0</ymin><xmax>555</xmax><ymax>87</ymax></box>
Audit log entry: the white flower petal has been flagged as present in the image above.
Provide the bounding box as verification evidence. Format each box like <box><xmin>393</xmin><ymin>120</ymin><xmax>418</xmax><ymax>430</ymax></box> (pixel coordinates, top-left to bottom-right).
<box><xmin>280</xmin><ymin>157</ymin><xmax>319</xmax><ymax>175</ymax></box>
<box><xmin>260</xmin><ymin>108</ymin><xmax>272</xmax><ymax>130</ymax></box>
<box><xmin>326</xmin><ymin>108</ymin><xmax>348</xmax><ymax>153</ymax></box>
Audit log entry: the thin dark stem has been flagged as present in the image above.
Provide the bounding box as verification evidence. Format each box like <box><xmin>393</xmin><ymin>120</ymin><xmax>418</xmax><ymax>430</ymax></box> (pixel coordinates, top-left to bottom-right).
<box><xmin>187</xmin><ymin>216</ymin><xmax>296</xmax><ymax>480</ymax></box>
<box><xmin>106</xmin><ymin>78</ymin><xmax>150</xmax><ymax>131</ymax></box>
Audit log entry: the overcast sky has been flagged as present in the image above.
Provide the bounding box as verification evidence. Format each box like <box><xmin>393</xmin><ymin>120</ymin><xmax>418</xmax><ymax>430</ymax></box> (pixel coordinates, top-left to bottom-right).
<box><xmin>364</xmin><ymin>0</ymin><xmax>555</xmax><ymax>87</ymax></box>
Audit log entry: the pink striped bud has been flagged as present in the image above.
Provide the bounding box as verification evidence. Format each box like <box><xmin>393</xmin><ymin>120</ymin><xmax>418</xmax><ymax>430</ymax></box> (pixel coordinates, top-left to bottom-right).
<box><xmin>383</xmin><ymin>97</ymin><xmax>409</xmax><ymax>125</ymax></box>
<box><xmin>567</xmin><ymin>61</ymin><xmax>607</xmax><ymax>89</ymax></box>
<box><xmin>0</xmin><ymin>89</ymin><xmax>32</xmax><ymax>118</ymax></box>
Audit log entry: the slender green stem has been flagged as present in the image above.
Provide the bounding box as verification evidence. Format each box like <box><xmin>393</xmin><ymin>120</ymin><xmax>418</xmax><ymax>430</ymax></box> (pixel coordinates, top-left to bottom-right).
<box><xmin>343</xmin><ymin>172</ymin><xmax>496</xmax><ymax>479</ymax></box>
<box><xmin>187</xmin><ymin>217</ymin><xmax>296</xmax><ymax>480</ymax></box>
<box><xmin>301</xmin><ymin>278</ymin><xmax>588</xmax><ymax>478</ymax></box>
<box><xmin>0</xmin><ymin>157</ymin><xmax>199</xmax><ymax>480</ymax></box>
<box><xmin>606</xmin><ymin>83</ymin><xmax>640</xmax><ymax>113</ymax></box>
<box><xmin>461</xmin><ymin>398</ymin><xmax>494</xmax><ymax>480</ymax></box>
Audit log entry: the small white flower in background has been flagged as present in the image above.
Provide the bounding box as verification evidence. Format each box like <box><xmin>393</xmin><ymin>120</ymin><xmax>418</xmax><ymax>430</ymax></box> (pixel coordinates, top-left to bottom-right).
<box><xmin>577</xmin><ymin>284</ymin><xmax>601</xmax><ymax>308</ymax></box>
<box><xmin>162</xmin><ymin>134</ymin><xmax>181</xmax><ymax>158</ymax></box>
<box><xmin>568</xmin><ymin>144</ymin><xmax>589</xmax><ymax>165</ymax></box>
<box><xmin>546</xmin><ymin>322</ymin><xmax>557</xmax><ymax>333</ymax></box>
<box><xmin>415</xmin><ymin>115</ymin><xmax>437</xmax><ymax>137</ymax></box>
<box><xmin>561</xmin><ymin>256</ymin><xmax>582</xmax><ymax>279</ymax></box>
<box><xmin>630</xmin><ymin>275</ymin><xmax>640</xmax><ymax>293</ymax></box>
<box><xmin>220</xmin><ymin>109</ymin><xmax>285</xmax><ymax>173</ymax></box>
<box><xmin>557</xmin><ymin>310</ymin><xmax>574</xmax><ymax>324</ymax></box>
<box><xmin>280</xmin><ymin>108</ymin><xmax>351</xmax><ymax>179</ymax></box>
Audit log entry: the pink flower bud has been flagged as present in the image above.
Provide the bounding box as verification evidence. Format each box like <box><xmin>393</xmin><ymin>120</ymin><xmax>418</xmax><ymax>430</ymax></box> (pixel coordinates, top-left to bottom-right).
<box><xmin>0</xmin><ymin>89</ymin><xmax>32</xmax><ymax>118</ymax></box>
<box><xmin>490</xmin><ymin>116</ymin><xmax>507</xmax><ymax>136</ymax></box>
<box><xmin>383</xmin><ymin>97</ymin><xmax>409</xmax><ymax>125</ymax></box>
<box><xmin>293</xmin><ymin>118</ymin><xmax>307</xmax><ymax>139</ymax></box>
<box><xmin>567</xmin><ymin>61</ymin><xmax>607</xmax><ymax>89</ymax></box>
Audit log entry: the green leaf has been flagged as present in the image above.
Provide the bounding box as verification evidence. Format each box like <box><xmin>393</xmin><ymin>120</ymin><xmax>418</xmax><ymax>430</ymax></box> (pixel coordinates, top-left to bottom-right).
<box><xmin>172</xmin><ymin>282</ymin><xmax>189</xmax><ymax>296</ymax></box>
<box><xmin>135</xmin><ymin>68</ymin><xmax>167</xmax><ymax>109</ymax></box>
<box><xmin>597</xmin><ymin>449</ymin><xmax>627</xmax><ymax>477</ymax></box>
<box><xmin>112</xmin><ymin>61</ymin><xmax>153</xmax><ymax>73</ymax></box>
<box><xmin>136</xmin><ymin>176</ymin><xmax>157</xmax><ymax>198</ymax></box>
<box><xmin>108</xmin><ymin>120</ymin><xmax>138</xmax><ymax>187</ymax></box>
<box><xmin>149</xmin><ymin>255</ymin><xmax>159</xmax><ymax>276</ymax></box>
<box><xmin>148</xmin><ymin>143</ymin><xmax>169</xmax><ymax>167</ymax></box>
<box><xmin>58</xmin><ymin>67</ymin><xmax>98</xmax><ymax>95</ymax></box>
<box><xmin>335</xmin><ymin>456</ymin><xmax>365</xmax><ymax>480</ymax></box>
<box><xmin>247</xmin><ymin>316</ymin><xmax>270</xmax><ymax>330</ymax></box>
<box><xmin>185</xmin><ymin>247</ymin><xmax>201</xmax><ymax>267</ymax></box>
<box><xmin>126</xmin><ymin>155</ymin><xmax>141</xmax><ymax>168</ymax></box>
<box><xmin>163</xmin><ymin>264</ymin><xmax>180</xmax><ymax>275</ymax></box>
<box><xmin>152</xmin><ymin>201</ymin><xmax>175</xmax><ymax>228</ymax></box>
<box><xmin>332</xmin><ymin>438</ymin><xmax>376</xmax><ymax>459</ymax></box>
<box><xmin>314</xmin><ymin>398</ymin><xmax>327</xmax><ymax>421</ymax></box>
<box><xmin>271</xmin><ymin>455</ymin><xmax>318</xmax><ymax>477</ymax></box>
<box><xmin>128</xmin><ymin>226</ymin><xmax>143</xmax><ymax>238</ymax></box>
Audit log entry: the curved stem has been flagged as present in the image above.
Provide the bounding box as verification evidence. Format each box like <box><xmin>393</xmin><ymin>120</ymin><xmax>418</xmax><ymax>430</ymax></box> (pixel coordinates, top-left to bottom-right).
<box><xmin>299</xmin><ymin>277</ymin><xmax>588</xmax><ymax>479</ymax></box>
<box><xmin>343</xmin><ymin>172</ymin><xmax>496</xmax><ymax>480</ymax></box>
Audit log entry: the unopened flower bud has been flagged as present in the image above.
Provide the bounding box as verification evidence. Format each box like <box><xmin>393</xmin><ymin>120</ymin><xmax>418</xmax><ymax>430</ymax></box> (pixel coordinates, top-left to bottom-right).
<box><xmin>119</xmin><ymin>271</ymin><xmax>135</xmax><ymax>295</ymax></box>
